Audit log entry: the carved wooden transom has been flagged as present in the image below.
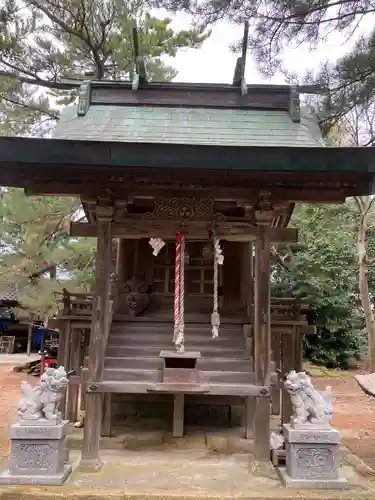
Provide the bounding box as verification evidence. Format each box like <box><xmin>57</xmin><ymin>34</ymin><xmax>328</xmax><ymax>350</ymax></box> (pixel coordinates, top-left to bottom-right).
<box><xmin>143</xmin><ymin>197</ymin><xmax>214</xmax><ymax>221</ymax></box>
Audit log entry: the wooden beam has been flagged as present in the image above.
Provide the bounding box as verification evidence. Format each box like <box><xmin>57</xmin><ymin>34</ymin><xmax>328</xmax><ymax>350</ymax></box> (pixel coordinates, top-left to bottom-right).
<box><xmin>70</xmin><ymin>221</ymin><xmax>298</xmax><ymax>242</ymax></box>
<box><xmin>24</xmin><ymin>184</ymin><xmax>347</xmax><ymax>204</ymax></box>
<box><xmin>84</xmin><ymin>381</ymin><xmax>272</xmax><ymax>396</ymax></box>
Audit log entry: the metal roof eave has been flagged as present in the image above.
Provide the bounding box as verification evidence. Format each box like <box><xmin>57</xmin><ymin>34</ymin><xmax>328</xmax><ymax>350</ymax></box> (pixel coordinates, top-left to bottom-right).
<box><xmin>0</xmin><ymin>136</ymin><xmax>373</xmax><ymax>173</ymax></box>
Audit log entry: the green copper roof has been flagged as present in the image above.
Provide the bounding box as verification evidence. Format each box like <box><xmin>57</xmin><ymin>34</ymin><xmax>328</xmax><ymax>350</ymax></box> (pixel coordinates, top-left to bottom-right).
<box><xmin>55</xmin><ymin>105</ymin><xmax>325</xmax><ymax>148</ymax></box>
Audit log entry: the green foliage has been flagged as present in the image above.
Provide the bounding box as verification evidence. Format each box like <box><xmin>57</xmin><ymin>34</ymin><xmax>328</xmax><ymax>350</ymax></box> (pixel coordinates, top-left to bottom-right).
<box><xmin>0</xmin><ymin>188</ymin><xmax>95</xmax><ymax>318</ymax></box>
<box><xmin>272</xmin><ymin>202</ymin><xmax>368</xmax><ymax>368</ymax></box>
<box><xmin>0</xmin><ymin>0</ymin><xmax>209</xmax><ymax>136</ymax></box>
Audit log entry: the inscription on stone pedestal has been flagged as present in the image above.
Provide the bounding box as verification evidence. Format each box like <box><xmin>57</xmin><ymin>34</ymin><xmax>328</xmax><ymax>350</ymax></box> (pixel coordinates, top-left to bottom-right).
<box><xmin>10</xmin><ymin>442</ymin><xmax>56</xmax><ymax>473</ymax></box>
<box><xmin>295</xmin><ymin>447</ymin><xmax>333</xmax><ymax>477</ymax></box>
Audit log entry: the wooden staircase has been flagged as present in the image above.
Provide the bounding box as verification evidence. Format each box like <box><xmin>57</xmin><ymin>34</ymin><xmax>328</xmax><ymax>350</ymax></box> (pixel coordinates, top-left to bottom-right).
<box><xmin>104</xmin><ymin>321</ymin><xmax>253</xmax><ymax>384</ymax></box>
<box><xmin>83</xmin><ymin>318</ymin><xmax>276</xmax><ymax>395</ymax></box>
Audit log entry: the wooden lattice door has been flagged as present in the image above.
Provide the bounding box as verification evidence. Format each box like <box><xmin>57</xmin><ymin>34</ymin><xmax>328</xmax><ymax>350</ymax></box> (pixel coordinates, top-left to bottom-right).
<box><xmin>152</xmin><ymin>241</ymin><xmax>222</xmax><ymax>312</ymax></box>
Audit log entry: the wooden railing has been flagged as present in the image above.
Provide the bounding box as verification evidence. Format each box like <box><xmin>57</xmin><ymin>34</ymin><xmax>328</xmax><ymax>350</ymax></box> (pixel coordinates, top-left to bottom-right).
<box><xmin>57</xmin><ymin>289</ymin><xmax>309</xmax><ymax>322</ymax></box>
<box><xmin>107</xmin><ymin>273</ymin><xmax>118</xmax><ymax>332</ymax></box>
<box><xmin>270</xmin><ymin>297</ymin><xmax>309</xmax><ymax>323</ymax></box>
<box><xmin>58</xmin><ymin>289</ymin><xmax>93</xmax><ymax>317</ymax></box>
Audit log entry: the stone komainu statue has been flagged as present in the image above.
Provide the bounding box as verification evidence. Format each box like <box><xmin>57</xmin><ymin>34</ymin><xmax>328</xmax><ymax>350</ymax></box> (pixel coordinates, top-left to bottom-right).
<box><xmin>284</xmin><ymin>370</ymin><xmax>332</xmax><ymax>426</ymax></box>
<box><xmin>17</xmin><ymin>366</ymin><xmax>69</xmax><ymax>423</ymax></box>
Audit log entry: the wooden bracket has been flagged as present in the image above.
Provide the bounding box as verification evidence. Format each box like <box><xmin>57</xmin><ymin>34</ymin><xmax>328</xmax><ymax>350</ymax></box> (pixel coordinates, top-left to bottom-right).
<box><xmin>95</xmin><ymin>204</ymin><xmax>115</xmax><ymax>221</ymax></box>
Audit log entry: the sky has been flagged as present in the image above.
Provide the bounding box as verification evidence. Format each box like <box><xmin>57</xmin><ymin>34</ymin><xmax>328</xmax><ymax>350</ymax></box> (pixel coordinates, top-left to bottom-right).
<box><xmin>154</xmin><ymin>11</ymin><xmax>369</xmax><ymax>85</ymax></box>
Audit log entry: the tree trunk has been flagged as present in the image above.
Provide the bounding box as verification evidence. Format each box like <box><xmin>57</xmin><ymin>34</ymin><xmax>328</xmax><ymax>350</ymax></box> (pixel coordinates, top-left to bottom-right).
<box><xmin>357</xmin><ymin>211</ymin><xmax>375</xmax><ymax>371</ymax></box>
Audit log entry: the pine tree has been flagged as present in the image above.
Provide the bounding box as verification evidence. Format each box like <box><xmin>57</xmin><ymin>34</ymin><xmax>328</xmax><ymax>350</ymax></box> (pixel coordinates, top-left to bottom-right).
<box><xmin>0</xmin><ymin>188</ymin><xmax>93</xmax><ymax>318</ymax></box>
<box><xmin>0</xmin><ymin>0</ymin><xmax>209</xmax><ymax>136</ymax></box>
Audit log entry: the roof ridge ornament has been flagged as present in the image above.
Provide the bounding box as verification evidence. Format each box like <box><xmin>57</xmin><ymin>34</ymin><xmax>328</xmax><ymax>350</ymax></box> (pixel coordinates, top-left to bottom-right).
<box><xmin>232</xmin><ymin>21</ymin><xmax>249</xmax><ymax>96</ymax></box>
<box><xmin>77</xmin><ymin>80</ymin><xmax>91</xmax><ymax>117</ymax></box>
<box><xmin>132</xmin><ymin>20</ymin><xmax>148</xmax><ymax>92</ymax></box>
<box><xmin>289</xmin><ymin>86</ymin><xmax>301</xmax><ymax>123</ymax></box>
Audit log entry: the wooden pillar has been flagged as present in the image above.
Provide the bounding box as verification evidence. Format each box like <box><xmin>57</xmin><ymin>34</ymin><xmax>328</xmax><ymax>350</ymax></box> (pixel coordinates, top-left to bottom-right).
<box><xmin>59</xmin><ymin>320</ymin><xmax>71</xmax><ymax>419</ymax></box>
<box><xmin>80</xmin><ymin>329</ymin><xmax>90</xmax><ymax>413</ymax></box>
<box><xmin>101</xmin><ymin>393</ymin><xmax>112</xmax><ymax>437</ymax></box>
<box><xmin>116</xmin><ymin>238</ymin><xmax>127</xmax><ymax>283</ymax></box>
<box><xmin>66</xmin><ymin>327</ymin><xmax>82</xmax><ymax>422</ymax></box>
<box><xmin>243</xmin><ymin>242</ymin><xmax>255</xmax><ymax>439</ymax></box>
<box><xmin>244</xmin><ymin>397</ymin><xmax>255</xmax><ymax>438</ymax></box>
<box><xmin>253</xmin><ymin>229</ymin><xmax>271</xmax><ymax>461</ymax></box>
<box><xmin>241</xmin><ymin>241</ymin><xmax>254</xmax><ymax>321</ymax></box>
<box><xmin>80</xmin><ymin>208</ymin><xmax>113</xmax><ymax>471</ymax></box>
<box><xmin>173</xmin><ymin>394</ymin><xmax>184</xmax><ymax>437</ymax></box>
<box><xmin>271</xmin><ymin>334</ymin><xmax>281</xmax><ymax>415</ymax></box>
<box><xmin>26</xmin><ymin>319</ymin><xmax>33</xmax><ymax>356</ymax></box>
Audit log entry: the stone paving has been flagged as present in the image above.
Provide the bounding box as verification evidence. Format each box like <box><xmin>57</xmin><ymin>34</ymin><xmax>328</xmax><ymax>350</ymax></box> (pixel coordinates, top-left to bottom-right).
<box><xmin>0</xmin><ymin>447</ymin><xmax>375</xmax><ymax>500</ymax></box>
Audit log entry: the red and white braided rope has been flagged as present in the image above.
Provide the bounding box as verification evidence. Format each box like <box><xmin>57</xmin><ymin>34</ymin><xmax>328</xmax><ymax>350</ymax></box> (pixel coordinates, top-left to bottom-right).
<box><xmin>173</xmin><ymin>232</ymin><xmax>182</xmax><ymax>343</ymax></box>
<box><xmin>175</xmin><ymin>235</ymin><xmax>185</xmax><ymax>352</ymax></box>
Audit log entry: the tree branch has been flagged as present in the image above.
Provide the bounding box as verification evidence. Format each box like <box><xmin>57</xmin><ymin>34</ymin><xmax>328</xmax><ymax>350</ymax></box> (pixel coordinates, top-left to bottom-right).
<box><xmin>270</xmin><ymin>245</ymin><xmax>291</xmax><ymax>268</ymax></box>
<box><xmin>0</xmin><ymin>70</ymin><xmax>80</xmax><ymax>90</ymax></box>
<box><xmin>0</xmin><ymin>94</ymin><xmax>59</xmax><ymax>120</ymax></box>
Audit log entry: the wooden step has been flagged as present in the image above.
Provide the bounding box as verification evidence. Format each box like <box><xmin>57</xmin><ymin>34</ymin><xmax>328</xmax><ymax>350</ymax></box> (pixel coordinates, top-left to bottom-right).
<box><xmin>100</xmin><ymin>368</ymin><xmax>254</xmax><ymax>384</ymax></box>
<box><xmin>110</xmin><ymin>325</ymin><xmax>243</xmax><ymax>338</ymax></box>
<box><xmin>111</xmin><ymin>322</ymin><xmax>242</xmax><ymax>330</ymax></box>
<box><xmin>82</xmin><ymin>367</ymin><xmax>162</xmax><ymax>383</ymax></box>
<box><xmin>103</xmin><ymin>356</ymin><xmax>253</xmax><ymax>371</ymax></box>
<box><xmin>103</xmin><ymin>368</ymin><xmax>162</xmax><ymax>382</ymax></box>
<box><xmin>112</xmin><ymin>315</ymin><xmax>245</xmax><ymax>324</ymax></box>
<box><xmin>104</xmin><ymin>356</ymin><xmax>164</xmax><ymax>369</ymax></box>
<box><xmin>201</xmin><ymin>370</ymin><xmax>254</xmax><ymax>384</ymax></box>
<box><xmin>105</xmin><ymin>345</ymin><xmax>249</xmax><ymax>358</ymax></box>
<box><xmin>109</xmin><ymin>331</ymin><xmax>243</xmax><ymax>342</ymax></box>
<box><xmin>107</xmin><ymin>334</ymin><xmax>245</xmax><ymax>348</ymax></box>
<box><xmin>101</xmin><ymin>369</ymin><xmax>255</xmax><ymax>384</ymax></box>
<box><xmin>197</xmin><ymin>358</ymin><xmax>253</xmax><ymax>371</ymax></box>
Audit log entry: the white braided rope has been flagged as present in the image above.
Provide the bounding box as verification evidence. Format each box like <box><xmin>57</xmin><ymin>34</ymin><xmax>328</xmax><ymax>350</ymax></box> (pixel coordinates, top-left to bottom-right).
<box><xmin>175</xmin><ymin>235</ymin><xmax>185</xmax><ymax>352</ymax></box>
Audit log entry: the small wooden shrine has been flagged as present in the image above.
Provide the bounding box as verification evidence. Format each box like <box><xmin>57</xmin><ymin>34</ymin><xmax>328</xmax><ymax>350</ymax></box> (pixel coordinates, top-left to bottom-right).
<box><xmin>0</xmin><ymin>30</ymin><xmax>374</xmax><ymax>469</ymax></box>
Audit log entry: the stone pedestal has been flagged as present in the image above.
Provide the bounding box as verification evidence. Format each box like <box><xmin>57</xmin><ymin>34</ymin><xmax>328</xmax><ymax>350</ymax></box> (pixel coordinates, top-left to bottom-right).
<box><xmin>0</xmin><ymin>420</ymin><xmax>72</xmax><ymax>485</ymax></box>
<box><xmin>278</xmin><ymin>423</ymin><xmax>347</xmax><ymax>489</ymax></box>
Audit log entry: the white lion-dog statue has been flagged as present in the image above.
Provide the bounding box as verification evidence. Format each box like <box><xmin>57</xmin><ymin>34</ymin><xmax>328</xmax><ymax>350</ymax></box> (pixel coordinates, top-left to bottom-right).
<box><xmin>18</xmin><ymin>366</ymin><xmax>69</xmax><ymax>423</ymax></box>
<box><xmin>284</xmin><ymin>370</ymin><xmax>332</xmax><ymax>427</ymax></box>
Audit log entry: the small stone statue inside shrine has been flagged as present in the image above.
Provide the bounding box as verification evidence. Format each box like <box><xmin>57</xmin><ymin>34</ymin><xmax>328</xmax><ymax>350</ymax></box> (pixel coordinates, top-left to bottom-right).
<box><xmin>17</xmin><ymin>365</ymin><xmax>69</xmax><ymax>424</ymax></box>
<box><xmin>284</xmin><ymin>370</ymin><xmax>332</xmax><ymax>427</ymax></box>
